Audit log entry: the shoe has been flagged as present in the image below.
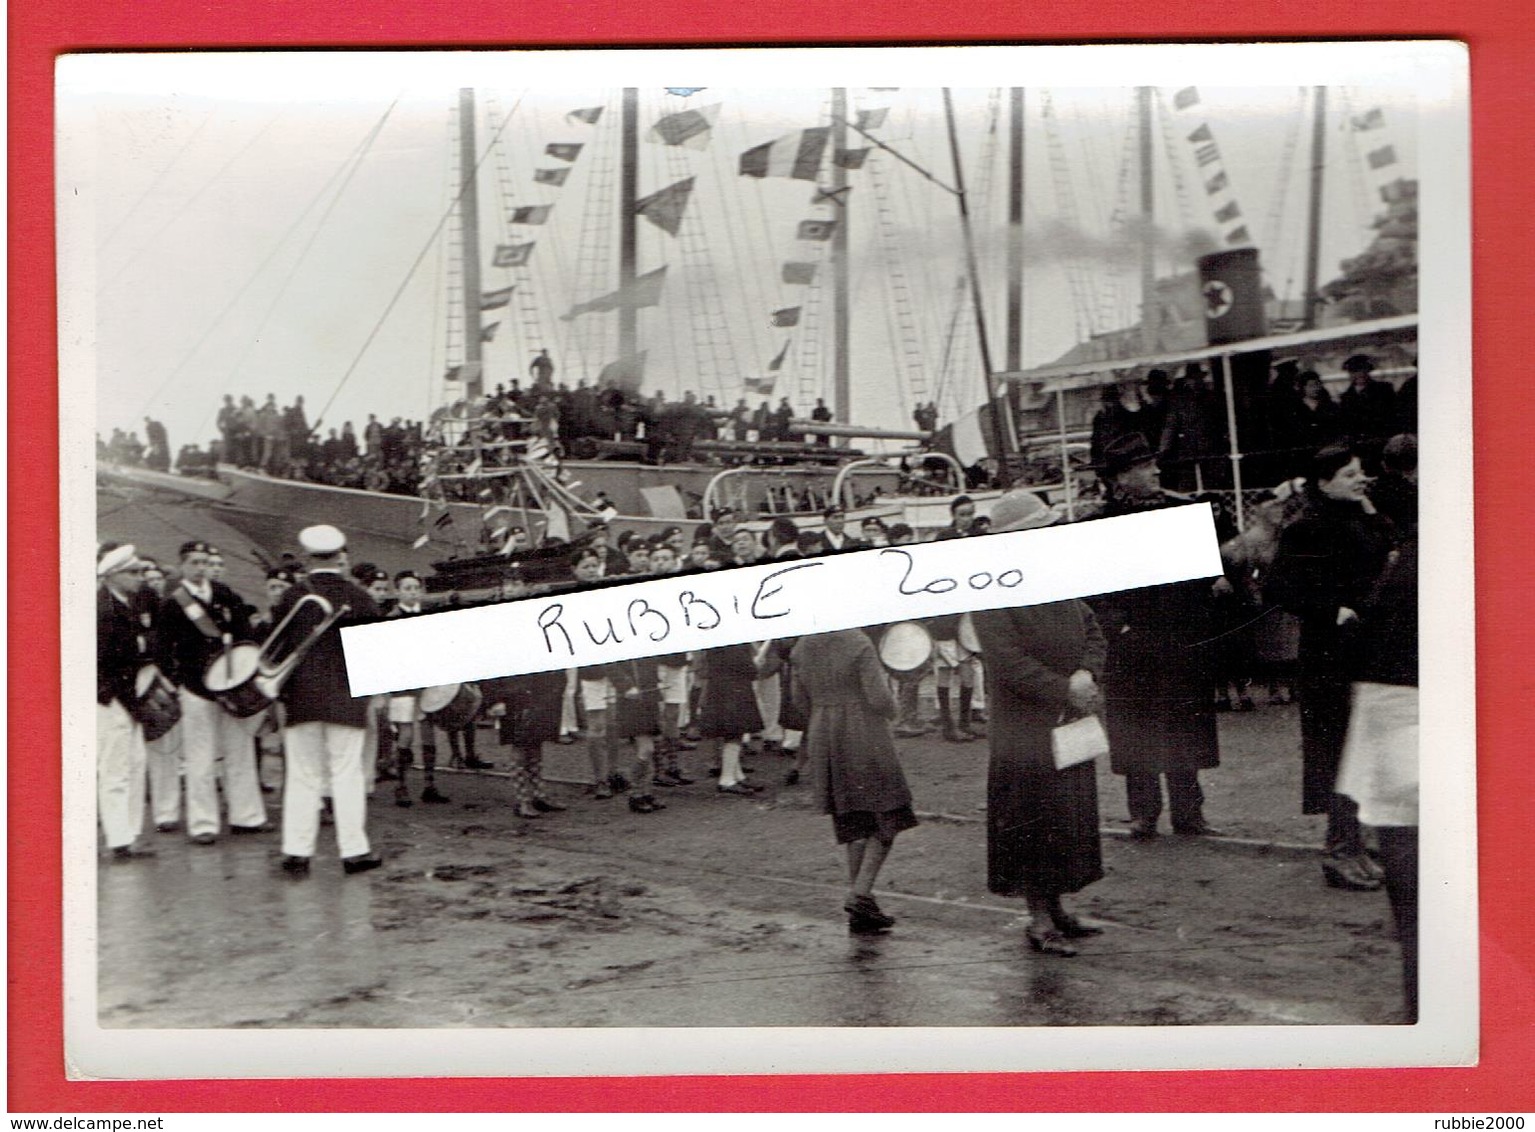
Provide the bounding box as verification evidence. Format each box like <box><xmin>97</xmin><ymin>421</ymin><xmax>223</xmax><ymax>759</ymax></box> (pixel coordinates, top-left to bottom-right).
<box><xmin>1357</xmin><ymin>852</ymin><xmax>1386</xmax><ymax>881</ymax></box>
<box><xmin>230</xmin><ymin>822</ymin><xmax>274</xmax><ymax>835</ymax></box>
<box><xmin>957</xmin><ymin>728</ymin><xmax>984</xmax><ymax>742</ymax></box>
<box><xmin>556</xmin><ymin>733</ymin><xmax>578</xmax><ymax>745</ymax></box>
<box><xmin>375</xmin><ymin>767</ymin><xmax>398</xmax><ymax>783</ymax></box>
<box><xmin>674</xmin><ymin>739</ymin><xmax>699</xmax><ymax>751</ymax></box>
<box><xmin>1026</xmin><ymin>925</ymin><xmax>1078</xmax><ymax>957</ymax></box>
<box><xmin>155</xmin><ymin>821</ymin><xmax>181</xmax><ymax>834</ymax></box>
<box><xmin>1172</xmin><ymin>820</ymin><xmax>1226</xmax><ymax>838</ymax></box>
<box><xmin>706</xmin><ymin>766</ymin><xmax>722</xmax><ymax>777</ymax></box>
<box><xmin>608</xmin><ymin>772</ymin><xmax>630</xmax><ymax>792</ymax></box>
<box><xmin>1050</xmin><ymin>912</ymin><xmax>1104</xmax><ymax>939</ymax></box>
<box><xmin>848</xmin><ymin>915</ymin><xmax>892</xmax><ymax>935</ymax></box>
<box><xmin>668</xmin><ymin>772</ymin><xmax>695</xmax><ymax>785</ymax></box>
<box><xmin>971</xmin><ymin>709</ymin><xmax>987</xmax><ymax>724</ymax></box>
<box><xmin>449</xmin><ymin>754</ymin><xmax>466</xmax><ymax>769</ymax></box>
<box><xmin>513</xmin><ymin>803</ymin><xmax>542</xmax><ymax>818</ymax></box>
<box><xmin>280</xmin><ymin>854</ymin><xmax>310</xmax><ymax>876</ymax></box>
<box><xmin>1321</xmin><ymin>855</ymin><xmax>1383</xmax><ymax>892</ymax></box>
<box><xmin>342</xmin><ymin>853</ymin><xmax>384</xmax><ymax>875</ymax></box>
<box><xmin>1127</xmin><ymin>818</ymin><xmax>1159</xmax><ymax>840</ymax></box>
<box><xmin>112</xmin><ymin>844</ymin><xmax>157</xmax><ymax>860</ymax></box>
<box><xmin>943</xmin><ymin>725</ymin><xmax>973</xmax><ymax>744</ymax></box>
<box><xmin>628</xmin><ymin>795</ymin><xmax>665</xmax><ymax>814</ymax></box>
<box><xmin>652</xmin><ymin>775</ymin><xmax>680</xmax><ymax>788</ymax></box>
<box><xmin>531</xmin><ymin>797</ymin><xmax>567</xmax><ymax>812</ymax></box>
<box><xmin>893</xmin><ymin>725</ymin><xmax>930</xmax><ymax>738</ymax></box>
<box><xmin>421</xmin><ymin>786</ymin><xmax>451</xmax><ymax>804</ymax></box>
<box><xmin>394</xmin><ymin>790</ymin><xmax>414</xmax><ymax>809</ymax></box>
<box><xmin>716</xmin><ymin>783</ymin><xmax>757</xmax><ymax>796</ymax></box>
<box><xmin>464</xmin><ymin>756</ymin><xmax>496</xmax><ymax>770</ymax></box>
<box><xmin>783</xmin><ymin>769</ymin><xmax>800</xmax><ymax>786</ymax></box>
<box><xmin>843</xmin><ymin>894</ymin><xmax>895</xmax><ymax>930</ymax></box>
<box><xmin>190</xmin><ymin>833</ymin><xmax>217</xmax><ymax>846</ymax></box>
<box><xmin>593</xmin><ymin>782</ymin><xmax>614</xmax><ymax>799</ymax></box>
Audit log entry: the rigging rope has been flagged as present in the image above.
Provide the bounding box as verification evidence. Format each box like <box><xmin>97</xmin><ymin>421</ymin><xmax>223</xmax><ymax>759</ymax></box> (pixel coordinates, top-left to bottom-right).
<box><xmin>1259</xmin><ymin>88</ymin><xmax>1309</xmax><ymax>311</ymax></box>
<box><xmin>139</xmin><ymin>97</ymin><xmax>400</xmax><ymax>426</ymax></box>
<box><xmin>100</xmin><ymin>110</ymin><xmax>215</xmax><ymax>253</ymax></box>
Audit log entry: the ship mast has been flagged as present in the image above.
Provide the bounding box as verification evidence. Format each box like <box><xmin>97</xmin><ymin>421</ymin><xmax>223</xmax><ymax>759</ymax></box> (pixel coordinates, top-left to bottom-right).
<box><xmin>1006</xmin><ymin>87</ymin><xmax>1025</xmax><ymax>373</ymax></box>
<box><xmin>618</xmin><ymin>87</ymin><xmax>639</xmax><ymax>372</ymax></box>
<box><xmin>458</xmin><ymin>88</ymin><xmax>486</xmax><ymax>400</ymax></box>
<box><xmin>831</xmin><ymin>88</ymin><xmax>851</xmax><ymax>423</ymax></box>
<box><xmin>1301</xmin><ymin>86</ymin><xmax>1328</xmax><ymax>330</ymax></box>
<box><xmin>1137</xmin><ymin>86</ymin><xmax>1157</xmax><ymax>354</ymax></box>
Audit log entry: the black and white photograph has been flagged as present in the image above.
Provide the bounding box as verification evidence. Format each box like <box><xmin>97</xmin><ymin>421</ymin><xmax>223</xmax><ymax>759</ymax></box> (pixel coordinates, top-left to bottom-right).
<box><xmin>60</xmin><ymin>43</ymin><xmax>1474</xmax><ymax>1077</ymax></box>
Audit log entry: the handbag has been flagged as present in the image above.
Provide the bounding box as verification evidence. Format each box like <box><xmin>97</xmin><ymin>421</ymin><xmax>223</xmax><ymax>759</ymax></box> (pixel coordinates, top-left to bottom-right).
<box><xmin>1051</xmin><ymin>712</ymin><xmax>1109</xmax><ymax>770</ymax></box>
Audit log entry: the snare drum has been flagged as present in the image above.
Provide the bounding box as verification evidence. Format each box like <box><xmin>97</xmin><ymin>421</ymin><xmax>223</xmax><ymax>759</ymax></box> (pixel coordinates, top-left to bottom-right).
<box><xmin>130</xmin><ymin>665</ymin><xmax>182</xmax><ymax>742</ymax></box>
<box><xmin>877</xmin><ymin>621</ymin><xmax>933</xmax><ymax>674</ymax></box>
<box><xmin>203</xmin><ymin>643</ymin><xmax>274</xmax><ymax>719</ymax></box>
<box><xmin>419</xmin><ymin>682</ymin><xmax>484</xmax><ymax>729</ymax></box>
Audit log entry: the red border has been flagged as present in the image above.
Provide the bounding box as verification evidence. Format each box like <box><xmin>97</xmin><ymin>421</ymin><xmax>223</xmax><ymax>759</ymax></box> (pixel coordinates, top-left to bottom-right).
<box><xmin>12</xmin><ymin>1</ymin><xmax>1532</xmax><ymax>1113</ymax></box>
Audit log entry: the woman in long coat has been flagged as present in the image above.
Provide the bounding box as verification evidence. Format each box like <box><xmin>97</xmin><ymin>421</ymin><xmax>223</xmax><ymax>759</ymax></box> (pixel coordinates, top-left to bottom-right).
<box><xmin>792</xmin><ymin>629</ymin><xmax>918</xmax><ymax>933</ymax></box>
<box><xmin>969</xmin><ymin>490</ymin><xmax>1109</xmax><ymax>957</ymax></box>
<box><xmin>1269</xmin><ymin>444</ymin><xmax>1396</xmax><ymax>891</ymax></box>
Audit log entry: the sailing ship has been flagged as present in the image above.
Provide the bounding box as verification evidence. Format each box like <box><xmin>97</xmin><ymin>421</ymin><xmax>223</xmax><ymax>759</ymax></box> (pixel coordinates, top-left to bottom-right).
<box><xmin>101</xmin><ymin>82</ymin><xmax>1417</xmax><ymax>588</ymax></box>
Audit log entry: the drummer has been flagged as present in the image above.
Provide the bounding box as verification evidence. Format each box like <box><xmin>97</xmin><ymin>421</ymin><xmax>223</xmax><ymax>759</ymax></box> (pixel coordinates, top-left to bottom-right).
<box><xmin>387</xmin><ymin>571</ymin><xmax>451</xmax><ymax>806</ymax></box>
<box><xmin>155</xmin><ymin>539</ymin><xmax>270</xmax><ymax>843</ymax></box>
<box><xmin>273</xmin><ymin>523</ymin><xmax>383</xmax><ymax>876</ymax></box>
<box><xmin>96</xmin><ymin>543</ymin><xmax>156</xmax><ymax>860</ymax></box>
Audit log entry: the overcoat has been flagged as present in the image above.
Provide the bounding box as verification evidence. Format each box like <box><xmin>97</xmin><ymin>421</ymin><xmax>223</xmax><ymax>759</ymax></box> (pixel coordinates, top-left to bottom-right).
<box><xmin>970</xmin><ymin>599</ymin><xmax>1107</xmax><ymax>899</ymax></box>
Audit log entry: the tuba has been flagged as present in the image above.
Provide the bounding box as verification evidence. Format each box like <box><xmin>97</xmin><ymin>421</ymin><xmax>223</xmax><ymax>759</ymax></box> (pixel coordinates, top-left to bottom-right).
<box><xmin>253</xmin><ymin>592</ymin><xmax>350</xmax><ymax>700</ymax></box>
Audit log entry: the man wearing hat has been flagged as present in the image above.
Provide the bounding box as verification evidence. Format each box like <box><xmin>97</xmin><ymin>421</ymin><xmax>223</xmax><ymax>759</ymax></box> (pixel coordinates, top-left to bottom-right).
<box><xmin>156</xmin><ymin>540</ymin><xmax>268</xmax><ymax>845</ymax></box>
<box><xmin>1157</xmin><ymin>363</ymin><xmax>1226</xmax><ymax>493</ymax></box>
<box><xmin>1091</xmin><ymin>432</ymin><xmax>1223</xmax><ymax>839</ymax></box>
<box><xmin>97</xmin><ymin>544</ymin><xmax>158</xmax><ymax>860</ymax></box>
<box><xmin>272</xmin><ymin>524</ymin><xmax>383</xmax><ymax>875</ymax></box>
<box><xmin>1338</xmin><ymin>354</ymin><xmax>1399</xmax><ymax>464</ymax></box>
<box><xmin>812</xmin><ymin>505</ymin><xmax>866</xmax><ymax>555</ymax></box>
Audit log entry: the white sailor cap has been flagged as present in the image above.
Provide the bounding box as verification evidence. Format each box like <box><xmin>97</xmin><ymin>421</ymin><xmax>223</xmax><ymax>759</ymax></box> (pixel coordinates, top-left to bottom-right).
<box><xmin>97</xmin><ymin>543</ymin><xmax>142</xmax><ymax>577</ymax></box>
<box><xmin>298</xmin><ymin>524</ymin><xmax>347</xmax><ymax>555</ymax></box>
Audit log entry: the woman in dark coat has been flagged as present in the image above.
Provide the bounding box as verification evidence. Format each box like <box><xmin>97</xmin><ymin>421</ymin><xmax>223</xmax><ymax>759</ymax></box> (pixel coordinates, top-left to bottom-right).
<box><xmin>609</xmin><ymin>657</ymin><xmax>665</xmax><ymax>814</ymax></box>
<box><xmin>482</xmin><ymin>668</ymin><xmax>569</xmax><ymax>819</ymax></box>
<box><xmin>792</xmin><ymin>629</ymin><xmax>918</xmax><ymax>934</ymax></box>
<box><xmin>969</xmin><ymin>490</ymin><xmax>1109</xmax><ymax>956</ymax></box>
<box><xmin>1269</xmin><ymin>444</ymin><xmax>1396</xmax><ymax>891</ymax></box>
<box><xmin>694</xmin><ymin>643</ymin><xmax>764</xmax><ymax>795</ymax></box>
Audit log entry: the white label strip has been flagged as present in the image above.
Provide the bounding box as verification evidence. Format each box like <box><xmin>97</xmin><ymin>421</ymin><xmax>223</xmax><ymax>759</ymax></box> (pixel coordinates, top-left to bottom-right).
<box><xmin>341</xmin><ymin>504</ymin><xmax>1222</xmax><ymax>696</ymax></box>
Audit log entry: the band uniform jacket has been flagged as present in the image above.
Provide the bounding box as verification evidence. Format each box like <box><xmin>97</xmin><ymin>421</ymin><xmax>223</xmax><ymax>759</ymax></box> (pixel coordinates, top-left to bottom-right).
<box><xmin>271</xmin><ymin>570</ymin><xmax>380</xmax><ymax>728</ymax></box>
<box><xmin>156</xmin><ymin>580</ymin><xmax>254</xmax><ymax>701</ymax></box>
<box><xmin>98</xmin><ymin>585</ymin><xmax>151</xmax><ymax>708</ymax></box>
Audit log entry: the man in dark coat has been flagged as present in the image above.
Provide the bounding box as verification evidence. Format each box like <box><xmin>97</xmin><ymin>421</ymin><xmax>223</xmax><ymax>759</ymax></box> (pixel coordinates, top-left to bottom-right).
<box><xmin>1338</xmin><ymin>354</ymin><xmax>1399</xmax><ymax>468</ymax></box>
<box><xmin>1090</xmin><ymin>433</ymin><xmax>1223</xmax><ymax>839</ymax></box>
<box><xmin>156</xmin><ymin>539</ymin><xmax>267</xmax><ymax>844</ymax></box>
<box><xmin>272</xmin><ymin>524</ymin><xmax>382</xmax><ymax>875</ymax></box>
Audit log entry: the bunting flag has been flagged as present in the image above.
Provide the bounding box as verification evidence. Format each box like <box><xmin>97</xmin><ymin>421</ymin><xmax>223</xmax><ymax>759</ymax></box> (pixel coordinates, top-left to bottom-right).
<box><xmin>1351</xmin><ymin>107</ymin><xmax>1385</xmax><ymax>131</ymax></box>
<box><xmin>444</xmin><ymin>365</ymin><xmax>463</xmax><ymax>382</ymax></box>
<box><xmin>566</xmin><ymin>106</ymin><xmax>603</xmax><ymax>125</ymax></box>
<box><xmin>665</xmin><ymin>87</ymin><xmax>706</xmax><ymax>97</ymax></box>
<box><xmin>766</xmin><ymin>339</ymin><xmax>790</xmax><ymax>372</ymax></box>
<box><xmin>834</xmin><ymin>147</ymin><xmax>870</xmax><ymax>170</ymax></box>
<box><xmin>1177</xmin><ymin>114</ymin><xmax>1249</xmax><ymax>247</ymax></box>
<box><xmin>854</xmin><ymin>107</ymin><xmax>889</xmax><ymax>130</ymax></box>
<box><xmin>648</xmin><ymin>105</ymin><xmax>720</xmax><ymax>149</ymax></box>
<box><xmin>739</xmin><ymin>127</ymin><xmax>830</xmax><ymax>181</ymax></box>
<box><xmin>412</xmin><ymin>533</ymin><xmax>431</xmax><ymax>549</ymax></box>
<box><xmin>562</xmin><ymin>267</ymin><xmax>668</xmax><ymax>320</ymax></box>
<box><xmin>782</xmin><ymin>261</ymin><xmax>817</xmax><ymax>285</ymax></box>
<box><xmin>493</xmin><ymin>243</ymin><xmax>534</xmax><ymax>268</ymax></box>
<box><xmin>634</xmin><ymin>177</ymin><xmax>695</xmax><ymax>236</ymax></box>
<box><xmin>543</xmin><ymin>501</ymin><xmax>570</xmax><ymax>543</ymax></box>
<box><xmin>811</xmin><ymin>185</ymin><xmax>852</xmax><ymax>207</ymax></box>
<box><xmin>743</xmin><ymin>374</ymin><xmax>776</xmax><ymax>395</ymax></box>
<box><xmin>511</xmin><ymin>205</ymin><xmax>553</xmax><ymax>225</ymax></box>
<box><xmin>797</xmin><ymin>218</ymin><xmax>837</xmax><ymax>241</ymax></box>
<box><xmin>481</xmin><ymin>322</ymin><xmax>500</xmax><ymax>342</ymax></box>
<box><xmin>771</xmin><ymin>307</ymin><xmax>801</xmax><ymax>328</ymax></box>
<box><xmin>480</xmin><ymin>287</ymin><xmax>514</xmax><ymax>311</ymax></box>
<box><xmin>1173</xmin><ymin>86</ymin><xmax>1200</xmax><ymax>111</ymax></box>
<box><xmin>545</xmin><ymin>143</ymin><xmax>583</xmax><ymax>162</ymax></box>
<box><xmin>533</xmin><ymin>167</ymin><xmax>571</xmax><ymax>187</ymax></box>
<box><xmin>1367</xmin><ymin>145</ymin><xmax>1399</xmax><ymax>170</ymax></box>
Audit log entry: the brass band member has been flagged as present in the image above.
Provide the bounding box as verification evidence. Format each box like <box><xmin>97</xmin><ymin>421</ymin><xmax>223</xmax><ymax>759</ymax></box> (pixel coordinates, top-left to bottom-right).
<box><xmin>96</xmin><ymin>544</ymin><xmax>156</xmax><ymax>860</ymax></box>
<box><xmin>156</xmin><ymin>540</ymin><xmax>270</xmax><ymax>844</ymax></box>
<box><xmin>275</xmin><ymin>524</ymin><xmax>383</xmax><ymax>876</ymax></box>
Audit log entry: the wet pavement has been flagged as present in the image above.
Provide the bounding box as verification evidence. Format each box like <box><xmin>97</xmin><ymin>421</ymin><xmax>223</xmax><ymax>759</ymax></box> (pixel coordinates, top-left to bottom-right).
<box><xmin>98</xmin><ymin>702</ymin><xmax>1408</xmax><ymax>1029</ymax></box>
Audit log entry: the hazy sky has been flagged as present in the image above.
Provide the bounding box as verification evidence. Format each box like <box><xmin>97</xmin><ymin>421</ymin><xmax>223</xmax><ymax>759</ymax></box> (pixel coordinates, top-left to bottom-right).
<box><xmin>61</xmin><ymin>47</ymin><xmax>1426</xmax><ymax>453</ymax></box>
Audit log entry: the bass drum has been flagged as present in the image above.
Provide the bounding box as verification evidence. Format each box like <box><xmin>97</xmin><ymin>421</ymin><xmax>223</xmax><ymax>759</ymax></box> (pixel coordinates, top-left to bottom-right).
<box><xmin>130</xmin><ymin>665</ymin><xmax>182</xmax><ymax>743</ymax></box>
<box><xmin>203</xmin><ymin>643</ymin><xmax>273</xmax><ymax>719</ymax></box>
<box><xmin>877</xmin><ymin>621</ymin><xmax>933</xmax><ymax>674</ymax></box>
<box><xmin>419</xmin><ymin>682</ymin><xmax>484</xmax><ymax>729</ymax></box>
